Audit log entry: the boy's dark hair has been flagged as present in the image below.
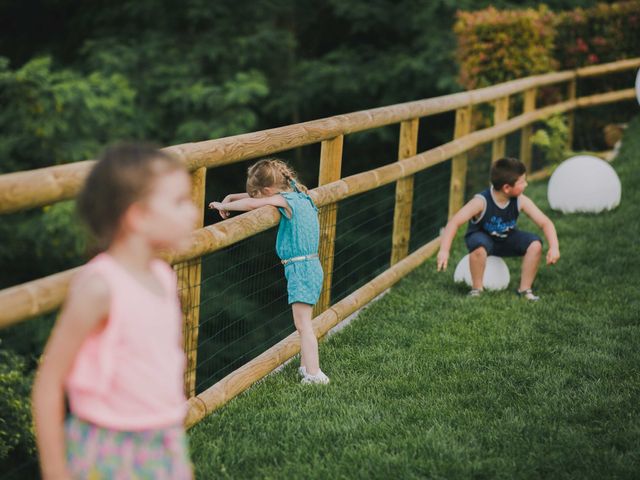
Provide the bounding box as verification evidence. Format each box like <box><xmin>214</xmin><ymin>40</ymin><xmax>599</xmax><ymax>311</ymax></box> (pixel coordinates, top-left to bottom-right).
<box><xmin>77</xmin><ymin>143</ymin><xmax>183</xmax><ymax>250</ymax></box>
<box><xmin>490</xmin><ymin>157</ymin><xmax>526</xmax><ymax>190</ymax></box>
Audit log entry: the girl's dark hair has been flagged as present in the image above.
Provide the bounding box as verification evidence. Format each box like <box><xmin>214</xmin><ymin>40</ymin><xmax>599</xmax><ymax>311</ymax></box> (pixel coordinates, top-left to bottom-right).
<box><xmin>490</xmin><ymin>157</ymin><xmax>526</xmax><ymax>190</ymax></box>
<box><xmin>77</xmin><ymin>143</ymin><xmax>183</xmax><ymax>249</ymax></box>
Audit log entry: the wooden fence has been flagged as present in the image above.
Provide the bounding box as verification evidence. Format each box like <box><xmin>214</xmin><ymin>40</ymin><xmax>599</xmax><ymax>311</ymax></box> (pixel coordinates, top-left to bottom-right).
<box><xmin>0</xmin><ymin>57</ymin><xmax>638</xmax><ymax>428</ymax></box>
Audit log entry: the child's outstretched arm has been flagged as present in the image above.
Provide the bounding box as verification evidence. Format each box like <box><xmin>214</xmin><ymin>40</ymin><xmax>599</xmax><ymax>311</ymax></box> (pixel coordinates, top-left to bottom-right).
<box><xmin>437</xmin><ymin>197</ymin><xmax>484</xmax><ymax>271</ymax></box>
<box><xmin>32</xmin><ymin>274</ymin><xmax>110</xmax><ymax>480</ymax></box>
<box><xmin>209</xmin><ymin>194</ymin><xmax>290</xmax><ymax>217</ymax></box>
<box><xmin>208</xmin><ymin>193</ymin><xmax>250</xmax><ymax>219</ymax></box>
<box><xmin>520</xmin><ymin>195</ymin><xmax>560</xmax><ymax>265</ymax></box>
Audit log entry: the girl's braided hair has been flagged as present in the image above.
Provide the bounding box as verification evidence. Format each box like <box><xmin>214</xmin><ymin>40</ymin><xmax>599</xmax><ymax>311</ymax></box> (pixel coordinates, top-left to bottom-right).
<box><xmin>246</xmin><ymin>158</ymin><xmax>308</xmax><ymax>197</ymax></box>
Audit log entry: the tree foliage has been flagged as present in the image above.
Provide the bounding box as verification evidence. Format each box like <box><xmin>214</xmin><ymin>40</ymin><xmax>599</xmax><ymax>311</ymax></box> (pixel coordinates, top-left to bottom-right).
<box><xmin>0</xmin><ymin>56</ymin><xmax>139</xmax><ymax>173</ymax></box>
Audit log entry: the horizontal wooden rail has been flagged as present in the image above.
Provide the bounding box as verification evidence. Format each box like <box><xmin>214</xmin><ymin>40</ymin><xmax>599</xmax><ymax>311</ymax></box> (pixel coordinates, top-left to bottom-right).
<box><xmin>168</xmin><ymin>70</ymin><xmax>573</xmax><ymax>172</ymax></box>
<box><xmin>0</xmin><ymin>268</ymin><xmax>80</xmax><ymax>328</ymax></box>
<box><xmin>576</xmin><ymin>88</ymin><xmax>636</xmax><ymax>108</ymax></box>
<box><xmin>2</xmin><ymin>57</ymin><xmax>637</xmax><ymax>215</ymax></box>
<box><xmin>576</xmin><ymin>58</ymin><xmax>640</xmax><ymax>78</ymax></box>
<box><xmin>0</xmin><ymin>160</ymin><xmax>95</xmax><ymax>215</ymax></box>
<box><xmin>184</xmin><ymin>236</ymin><xmax>441</xmax><ymax>428</ymax></box>
<box><xmin>1</xmin><ymin>87</ymin><xmax>635</xmax><ymax>328</ymax></box>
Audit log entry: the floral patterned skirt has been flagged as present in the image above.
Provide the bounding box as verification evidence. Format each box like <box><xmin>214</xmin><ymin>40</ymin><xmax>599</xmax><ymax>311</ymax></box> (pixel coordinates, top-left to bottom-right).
<box><xmin>65</xmin><ymin>414</ymin><xmax>192</xmax><ymax>479</ymax></box>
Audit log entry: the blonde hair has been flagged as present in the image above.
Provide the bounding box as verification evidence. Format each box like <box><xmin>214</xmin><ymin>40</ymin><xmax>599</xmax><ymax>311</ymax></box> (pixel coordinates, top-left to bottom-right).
<box><xmin>246</xmin><ymin>158</ymin><xmax>308</xmax><ymax>197</ymax></box>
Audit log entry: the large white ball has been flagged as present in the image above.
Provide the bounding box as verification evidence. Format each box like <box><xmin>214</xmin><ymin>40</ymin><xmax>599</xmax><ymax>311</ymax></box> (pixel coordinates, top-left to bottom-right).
<box><xmin>635</xmin><ymin>68</ymin><xmax>640</xmax><ymax>105</ymax></box>
<box><xmin>453</xmin><ymin>254</ymin><xmax>510</xmax><ymax>290</ymax></box>
<box><xmin>547</xmin><ymin>155</ymin><xmax>621</xmax><ymax>214</ymax></box>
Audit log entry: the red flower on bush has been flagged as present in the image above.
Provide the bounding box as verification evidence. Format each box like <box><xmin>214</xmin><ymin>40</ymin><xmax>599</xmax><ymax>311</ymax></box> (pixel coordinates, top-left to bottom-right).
<box><xmin>592</xmin><ymin>36</ymin><xmax>607</xmax><ymax>47</ymax></box>
<box><xmin>576</xmin><ymin>38</ymin><xmax>589</xmax><ymax>53</ymax></box>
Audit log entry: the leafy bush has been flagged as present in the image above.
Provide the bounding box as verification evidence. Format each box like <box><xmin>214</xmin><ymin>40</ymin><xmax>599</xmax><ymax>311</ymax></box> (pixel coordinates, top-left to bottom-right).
<box><xmin>530</xmin><ymin>114</ymin><xmax>571</xmax><ymax>166</ymax></box>
<box><xmin>555</xmin><ymin>1</ymin><xmax>640</xmax><ymax>68</ymax></box>
<box><xmin>455</xmin><ymin>1</ymin><xmax>640</xmax><ymax>90</ymax></box>
<box><xmin>0</xmin><ymin>348</ymin><xmax>35</xmax><ymax>463</ymax></box>
<box><xmin>455</xmin><ymin>6</ymin><xmax>557</xmax><ymax>89</ymax></box>
<box><xmin>455</xmin><ymin>1</ymin><xmax>640</xmax><ymax>151</ymax></box>
<box><xmin>0</xmin><ymin>56</ymin><xmax>140</xmax><ymax>174</ymax></box>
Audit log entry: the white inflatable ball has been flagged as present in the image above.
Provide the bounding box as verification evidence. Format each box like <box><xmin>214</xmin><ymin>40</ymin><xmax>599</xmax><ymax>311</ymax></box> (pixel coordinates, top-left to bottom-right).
<box><xmin>635</xmin><ymin>68</ymin><xmax>640</xmax><ymax>105</ymax></box>
<box><xmin>453</xmin><ymin>254</ymin><xmax>510</xmax><ymax>291</ymax></box>
<box><xmin>547</xmin><ymin>155</ymin><xmax>621</xmax><ymax>214</ymax></box>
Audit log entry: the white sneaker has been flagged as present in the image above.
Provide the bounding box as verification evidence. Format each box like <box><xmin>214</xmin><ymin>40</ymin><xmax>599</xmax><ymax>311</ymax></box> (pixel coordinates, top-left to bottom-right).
<box><xmin>301</xmin><ymin>370</ymin><xmax>330</xmax><ymax>385</ymax></box>
<box><xmin>517</xmin><ymin>288</ymin><xmax>540</xmax><ymax>301</ymax></box>
<box><xmin>298</xmin><ymin>366</ymin><xmax>307</xmax><ymax>377</ymax></box>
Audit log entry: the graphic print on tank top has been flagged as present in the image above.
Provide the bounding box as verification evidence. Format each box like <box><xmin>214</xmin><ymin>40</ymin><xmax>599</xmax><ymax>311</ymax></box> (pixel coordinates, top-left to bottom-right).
<box><xmin>484</xmin><ymin>215</ymin><xmax>516</xmax><ymax>238</ymax></box>
<box><xmin>467</xmin><ymin>188</ymin><xmax>520</xmax><ymax>240</ymax></box>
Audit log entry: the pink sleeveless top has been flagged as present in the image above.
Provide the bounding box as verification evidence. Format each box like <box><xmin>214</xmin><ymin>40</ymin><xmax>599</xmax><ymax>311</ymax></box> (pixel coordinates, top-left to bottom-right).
<box><xmin>65</xmin><ymin>253</ymin><xmax>187</xmax><ymax>430</ymax></box>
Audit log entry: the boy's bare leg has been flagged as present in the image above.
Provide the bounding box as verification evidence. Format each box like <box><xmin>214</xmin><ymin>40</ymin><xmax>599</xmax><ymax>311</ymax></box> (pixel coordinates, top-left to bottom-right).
<box><xmin>519</xmin><ymin>241</ymin><xmax>542</xmax><ymax>291</ymax></box>
<box><xmin>292</xmin><ymin>303</ymin><xmax>319</xmax><ymax>375</ymax></box>
<box><xmin>469</xmin><ymin>247</ymin><xmax>487</xmax><ymax>290</ymax></box>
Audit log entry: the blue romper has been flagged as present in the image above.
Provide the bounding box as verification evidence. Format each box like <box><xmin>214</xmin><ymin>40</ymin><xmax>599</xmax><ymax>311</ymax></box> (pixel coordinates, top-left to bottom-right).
<box><xmin>276</xmin><ymin>184</ymin><xmax>324</xmax><ymax>305</ymax></box>
<box><xmin>465</xmin><ymin>188</ymin><xmax>542</xmax><ymax>257</ymax></box>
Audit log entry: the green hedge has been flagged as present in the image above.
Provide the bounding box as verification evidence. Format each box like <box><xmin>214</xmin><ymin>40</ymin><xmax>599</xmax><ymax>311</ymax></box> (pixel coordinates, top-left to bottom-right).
<box><xmin>454</xmin><ymin>6</ymin><xmax>557</xmax><ymax>90</ymax></box>
<box><xmin>555</xmin><ymin>1</ymin><xmax>640</xmax><ymax>68</ymax></box>
<box><xmin>0</xmin><ymin>349</ymin><xmax>35</xmax><ymax>469</ymax></box>
<box><xmin>455</xmin><ymin>1</ymin><xmax>640</xmax><ymax>89</ymax></box>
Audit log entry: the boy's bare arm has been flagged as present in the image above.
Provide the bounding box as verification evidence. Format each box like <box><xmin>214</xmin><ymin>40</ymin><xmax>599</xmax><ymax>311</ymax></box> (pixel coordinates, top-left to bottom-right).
<box><xmin>520</xmin><ymin>195</ymin><xmax>560</xmax><ymax>265</ymax></box>
<box><xmin>437</xmin><ymin>197</ymin><xmax>484</xmax><ymax>271</ymax></box>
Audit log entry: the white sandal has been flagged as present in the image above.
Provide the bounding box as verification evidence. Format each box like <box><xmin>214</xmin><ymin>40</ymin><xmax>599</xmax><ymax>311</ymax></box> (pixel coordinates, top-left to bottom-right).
<box><xmin>517</xmin><ymin>288</ymin><xmax>540</xmax><ymax>301</ymax></box>
<box><xmin>301</xmin><ymin>369</ymin><xmax>330</xmax><ymax>385</ymax></box>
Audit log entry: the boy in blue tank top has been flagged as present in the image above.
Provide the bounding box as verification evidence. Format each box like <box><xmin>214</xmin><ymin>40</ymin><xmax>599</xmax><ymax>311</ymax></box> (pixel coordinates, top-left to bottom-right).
<box><xmin>437</xmin><ymin>157</ymin><xmax>560</xmax><ymax>301</ymax></box>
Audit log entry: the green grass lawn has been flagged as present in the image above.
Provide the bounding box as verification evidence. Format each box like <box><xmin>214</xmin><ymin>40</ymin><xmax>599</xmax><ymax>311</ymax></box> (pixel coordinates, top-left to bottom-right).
<box><xmin>189</xmin><ymin>116</ymin><xmax>640</xmax><ymax>480</ymax></box>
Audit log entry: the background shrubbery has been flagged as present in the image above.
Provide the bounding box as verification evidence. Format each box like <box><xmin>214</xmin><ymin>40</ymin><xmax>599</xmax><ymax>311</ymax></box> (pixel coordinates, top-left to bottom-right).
<box><xmin>454</xmin><ymin>0</ymin><xmax>639</xmax><ymax>187</ymax></box>
<box><xmin>455</xmin><ymin>0</ymin><xmax>640</xmax><ymax>88</ymax></box>
<box><xmin>555</xmin><ymin>1</ymin><xmax>640</xmax><ymax>68</ymax></box>
<box><xmin>455</xmin><ymin>6</ymin><xmax>557</xmax><ymax>90</ymax></box>
<box><xmin>0</xmin><ymin>349</ymin><xmax>35</xmax><ymax>473</ymax></box>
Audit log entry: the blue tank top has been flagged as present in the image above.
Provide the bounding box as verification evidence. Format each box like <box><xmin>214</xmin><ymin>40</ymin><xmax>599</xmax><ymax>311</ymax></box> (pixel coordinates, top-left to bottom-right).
<box><xmin>466</xmin><ymin>188</ymin><xmax>520</xmax><ymax>240</ymax></box>
<box><xmin>275</xmin><ymin>182</ymin><xmax>320</xmax><ymax>260</ymax></box>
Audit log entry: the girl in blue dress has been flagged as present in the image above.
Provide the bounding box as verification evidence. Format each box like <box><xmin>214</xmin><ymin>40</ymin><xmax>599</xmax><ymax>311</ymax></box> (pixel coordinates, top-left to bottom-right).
<box><xmin>209</xmin><ymin>158</ymin><xmax>329</xmax><ymax>384</ymax></box>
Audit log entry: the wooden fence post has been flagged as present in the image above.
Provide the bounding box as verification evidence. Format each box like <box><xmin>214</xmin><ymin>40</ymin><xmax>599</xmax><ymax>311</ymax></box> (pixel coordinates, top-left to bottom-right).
<box><xmin>314</xmin><ymin>136</ymin><xmax>344</xmax><ymax>316</ymax></box>
<box><xmin>520</xmin><ymin>88</ymin><xmax>537</xmax><ymax>172</ymax></box>
<box><xmin>448</xmin><ymin>106</ymin><xmax>472</xmax><ymax>219</ymax></box>
<box><xmin>390</xmin><ymin>118</ymin><xmax>420</xmax><ymax>265</ymax></box>
<box><xmin>567</xmin><ymin>78</ymin><xmax>577</xmax><ymax>152</ymax></box>
<box><xmin>492</xmin><ymin>96</ymin><xmax>510</xmax><ymax>163</ymax></box>
<box><xmin>177</xmin><ymin>166</ymin><xmax>206</xmax><ymax>398</ymax></box>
